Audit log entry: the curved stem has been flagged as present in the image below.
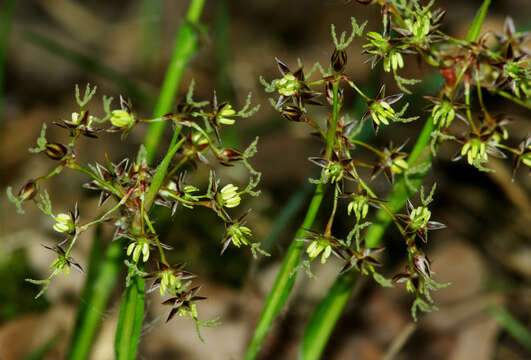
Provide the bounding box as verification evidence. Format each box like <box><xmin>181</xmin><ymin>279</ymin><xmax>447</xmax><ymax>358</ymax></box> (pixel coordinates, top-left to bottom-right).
<box><xmin>299</xmin><ymin>2</ymin><xmax>492</xmax><ymax>358</ymax></box>
<box><xmin>244</xmin><ymin>79</ymin><xmax>342</xmax><ymax>360</ymax></box>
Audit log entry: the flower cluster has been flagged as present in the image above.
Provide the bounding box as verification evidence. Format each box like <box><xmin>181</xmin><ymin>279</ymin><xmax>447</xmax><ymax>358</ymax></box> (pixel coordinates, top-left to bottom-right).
<box><xmin>7</xmin><ymin>82</ymin><xmax>265</xmax><ymax>333</ymax></box>
<box><xmin>261</xmin><ymin>0</ymin><xmax>529</xmax><ymax>321</ymax></box>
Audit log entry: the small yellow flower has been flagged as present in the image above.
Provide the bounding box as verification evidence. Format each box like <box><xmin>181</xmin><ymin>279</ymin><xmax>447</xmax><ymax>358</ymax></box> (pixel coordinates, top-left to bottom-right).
<box><xmin>53</xmin><ymin>213</ymin><xmax>75</xmax><ymax>233</ymax></box>
<box><xmin>461</xmin><ymin>138</ymin><xmax>487</xmax><ymax>165</ymax></box>
<box><xmin>219</xmin><ymin>184</ymin><xmax>241</xmax><ymax>208</ymax></box>
<box><xmin>110</xmin><ymin>109</ymin><xmax>134</xmax><ymax>128</ymax></box>
<box><xmin>273</xmin><ymin>74</ymin><xmax>300</xmax><ymax>96</ymax></box>
<box><xmin>217</xmin><ymin>104</ymin><xmax>237</xmax><ymax>125</ymax></box>
<box><xmin>127</xmin><ymin>240</ymin><xmax>150</xmax><ymax>263</ymax></box>
<box><xmin>391</xmin><ymin>157</ymin><xmax>409</xmax><ymax>174</ymax></box>
<box><xmin>307</xmin><ymin>239</ymin><xmax>332</xmax><ymax>264</ymax></box>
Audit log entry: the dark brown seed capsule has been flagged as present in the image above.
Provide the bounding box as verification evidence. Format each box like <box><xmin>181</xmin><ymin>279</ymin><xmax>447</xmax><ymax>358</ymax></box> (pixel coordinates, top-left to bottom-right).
<box><xmin>281</xmin><ymin>105</ymin><xmax>303</xmax><ymax>122</ymax></box>
<box><xmin>18</xmin><ymin>181</ymin><xmax>38</xmax><ymax>201</ymax></box>
<box><xmin>331</xmin><ymin>48</ymin><xmax>347</xmax><ymax>73</ymax></box>
<box><xmin>45</xmin><ymin>143</ymin><xmax>68</xmax><ymax>160</ymax></box>
<box><xmin>326</xmin><ymin>82</ymin><xmax>344</xmax><ymax>106</ymax></box>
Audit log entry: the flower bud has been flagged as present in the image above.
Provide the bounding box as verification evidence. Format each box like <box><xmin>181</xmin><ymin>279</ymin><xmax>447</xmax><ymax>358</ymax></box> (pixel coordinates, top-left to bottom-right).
<box><xmin>273</xmin><ymin>74</ymin><xmax>300</xmax><ymax>96</ymax></box>
<box><xmin>110</xmin><ymin>109</ymin><xmax>134</xmax><ymax>128</ymax></box>
<box><xmin>18</xmin><ymin>181</ymin><xmax>38</xmax><ymax>201</ymax></box>
<box><xmin>347</xmin><ymin>195</ymin><xmax>369</xmax><ymax>220</ymax></box>
<box><xmin>45</xmin><ymin>143</ymin><xmax>68</xmax><ymax>160</ymax></box>
<box><xmin>522</xmin><ymin>152</ymin><xmax>531</xmax><ymax>167</ymax></box>
<box><xmin>218</xmin><ymin>184</ymin><xmax>241</xmax><ymax>208</ymax></box>
<box><xmin>226</xmin><ymin>223</ymin><xmax>252</xmax><ymax>248</ymax></box>
<box><xmin>217</xmin><ymin>104</ymin><xmax>237</xmax><ymax>125</ymax></box>
<box><xmin>409</xmin><ymin>206</ymin><xmax>431</xmax><ymax>230</ymax></box>
<box><xmin>281</xmin><ymin>105</ymin><xmax>303</xmax><ymax>122</ymax></box>
<box><xmin>391</xmin><ymin>157</ymin><xmax>409</xmax><ymax>174</ymax></box>
<box><xmin>331</xmin><ymin>48</ymin><xmax>347</xmax><ymax>72</ymax></box>
<box><xmin>71</xmin><ymin>112</ymin><xmax>81</xmax><ymax>125</ymax></box>
<box><xmin>53</xmin><ymin>213</ymin><xmax>75</xmax><ymax>234</ymax></box>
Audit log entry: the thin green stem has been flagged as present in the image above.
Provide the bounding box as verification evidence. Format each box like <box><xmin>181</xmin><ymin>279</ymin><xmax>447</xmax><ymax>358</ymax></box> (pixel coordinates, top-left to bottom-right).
<box><xmin>114</xmin><ymin>3</ymin><xmax>206</xmax><ymax>359</ymax></box>
<box><xmin>244</xmin><ymin>79</ymin><xmax>342</xmax><ymax>360</ymax></box>
<box><xmin>67</xmin><ymin>227</ymin><xmax>124</xmax><ymax>360</ymax></box>
<box><xmin>143</xmin><ymin>0</ymin><xmax>206</xmax><ymax>162</ymax></box>
<box><xmin>143</xmin><ymin>213</ymin><xmax>168</xmax><ymax>266</ymax></box>
<box><xmin>69</xmin><ymin>162</ymin><xmax>122</xmax><ymax>197</ymax></box>
<box><xmin>299</xmin><ymin>2</ymin><xmax>492</xmax><ymax>358</ymax></box>
<box><xmin>326</xmin><ymin>81</ymin><xmax>341</xmax><ymax>158</ymax></box>
<box><xmin>244</xmin><ymin>183</ymin><xmax>326</xmax><ymax>359</ymax></box>
<box><xmin>351</xmin><ymin>138</ymin><xmax>385</xmax><ymax>156</ymax></box>
<box><xmin>144</xmin><ymin>135</ymin><xmax>186</xmax><ymax>210</ymax></box>
<box><xmin>78</xmin><ymin>196</ymin><xmax>129</xmax><ymax>232</ymax></box>
<box><xmin>496</xmin><ymin>89</ymin><xmax>531</xmax><ymax>110</ymax></box>
<box><xmin>346</xmin><ymin>78</ymin><xmax>371</xmax><ymax>101</ymax></box>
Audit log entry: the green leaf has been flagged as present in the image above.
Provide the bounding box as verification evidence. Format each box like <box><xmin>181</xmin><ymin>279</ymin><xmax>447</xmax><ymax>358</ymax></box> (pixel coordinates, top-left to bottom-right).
<box><xmin>113</xmin><ymin>1</ymin><xmax>206</xmax><ymax>357</ymax></box>
<box><xmin>466</xmin><ymin>0</ymin><xmax>491</xmax><ymax>42</ymax></box>
<box><xmin>487</xmin><ymin>304</ymin><xmax>531</xmax><ymax>351</ymax></box>
<box><xmin>299</xmin><ymin>272</ymin><xmax>358</xmax><ymax>360</ymax></box>
<box><xmin>244</xmin><ymin>182</ymin><xmax>327</xmax><ymax>360</ymax></box>
<box><xmin>143</xmin><ymin>0</ymin><xmax>206</xmax><ymax>163</ymax></box>
<box><xmin>115</xmin><ymin>269</ymin><xmax>145</xmax><ymax>360</ymax></box>
<box><xmin>67</xmin><ymin>227</ymin><xmax>124</xmax><ymax>360</ymax></box>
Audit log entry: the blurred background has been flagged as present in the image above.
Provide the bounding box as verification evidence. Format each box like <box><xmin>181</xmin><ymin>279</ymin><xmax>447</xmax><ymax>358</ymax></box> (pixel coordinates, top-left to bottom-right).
<box><xmin>0</xmin><ymin>0</ymin><xmax>530</xmax><ymax>359</ymax></box>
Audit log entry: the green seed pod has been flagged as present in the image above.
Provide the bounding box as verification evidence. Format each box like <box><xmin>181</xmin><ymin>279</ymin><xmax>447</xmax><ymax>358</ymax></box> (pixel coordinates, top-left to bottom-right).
<box><xmin>331</xmin><ymin>48</ymin><xmax>347</xmax><ymax>72</ymax></box>
<box><xmin>18</xmin><ymin>181</ymin><xmax>38</xmax><ymax>201</ymax></box>
<box><xmin>45</xmin><ymin>143</ymin><xmax>68</xmax><ymax>160</ymax></box>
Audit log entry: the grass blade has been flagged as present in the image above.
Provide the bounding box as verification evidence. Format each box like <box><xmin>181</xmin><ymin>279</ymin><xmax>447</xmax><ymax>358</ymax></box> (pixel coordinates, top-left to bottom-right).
<box><xmin>261</xmin><ymin>181</ymin><xmax>313</xmax><ymax>253</ymax></box>
<box><xmin>487</xmin><ymin>304</ymin><xmax>531</xmax><ymax>351</ymax></box>
<box><xmin>299</xmin><ymin>271</ymin><xmax>358</xmax><ymax>360</ymax></box>
<box><xmin>299</xmin><ymin>2</ymin><xmax>491</xmax><ymax>357</ymax></box>
<box><xmin>244</xmin><ymin>183</ymin><xmax>327</xmax><ymax>360</ymax></box>
<box><xmin>66</xmin><ymin>226</ymin><xmax>124</xmax><ymax>360</ymax></box>
<box><xmin>245</xmin><ymin>78</ymin><xmax>376</xmax><ymax>359</ymax></box>
<box><xmin>114</xmin><ymin>269</ymin><xmax>145</xmax><ymax>360</ymax></box>
<box><xmin>466</xmin><ymin>0</ymin><xmax>491</xmax><ymax>43</ymax></box>
<box><xmin>143</xmin><ymin>0</ymin><xmax>206</xmax><ymax>162</ymax></box>
<box><xmin>114</xmin><ymin>1</ymin><xmax>206</xmax><ymax>357</ymax></box>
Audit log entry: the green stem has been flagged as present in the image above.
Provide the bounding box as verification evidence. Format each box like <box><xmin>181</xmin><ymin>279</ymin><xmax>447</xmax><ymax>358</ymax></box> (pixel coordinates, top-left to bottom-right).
<box><xmin>68</xmin><ymin>2</ymin><xmax>206</xmax><ymax>359</ymax></box>
<box><xmin>143</xmin><ymin>0</ymin><xmax>206</xmax><ymax>162</ymax></box>
<box><xmin>244</xmin><ymin>79</ymin><xmax>341</xmax><ymax>360</ymax></box>
<box><xmin>115</xmin><ymin>269</ymin><xmax>145</xmax><ymax>360</ymax></box>
<box><xmin>67</xmin><ymin>227</ymin><xmax>124</xmax><ymax>360</ymax></box>
<box><xmin>496</xmin><ymin>89</ymin><xmax>531</xmax><ymax>110</ymax></box>
<box><xmin>298</xmin><ymin>2</ymin><xmax>492</xmax><ymax>358</ymax></box>
<box><xmin>114</xmin><ymin>2</ymin><xmax>206</xmax><ymax>358</ymax></box>
<box><xmin>143</xmin><ymin>135</ymin><xmax>186</xmax><ymax>210</ymax></box>
<box><xmin>244</xmin><ymin>183</ymin><xmax>326</xmax><ymax>359</ymax></box>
